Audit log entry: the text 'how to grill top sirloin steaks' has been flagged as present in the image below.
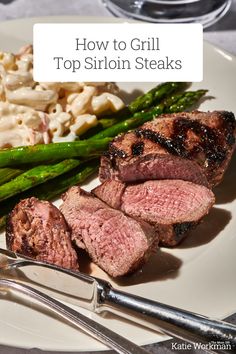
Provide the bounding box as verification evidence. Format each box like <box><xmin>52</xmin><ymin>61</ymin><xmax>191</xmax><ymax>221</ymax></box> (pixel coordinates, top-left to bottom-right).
<box><xmin>4</xmin><ymin>108</ymin><xmax>236</xmax><ymax>278</ymax></box>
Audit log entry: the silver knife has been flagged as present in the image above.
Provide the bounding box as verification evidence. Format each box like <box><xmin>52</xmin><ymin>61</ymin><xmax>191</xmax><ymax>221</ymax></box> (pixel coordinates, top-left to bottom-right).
<box><xmin>0</xmin><ymin>248</ymin><xmax>236</xmax><ymax>352</ymax></box>
<box><xmin>0</xmin><ymin>277</ymin><xmax>149</xmax><ymax>354</ymax></box>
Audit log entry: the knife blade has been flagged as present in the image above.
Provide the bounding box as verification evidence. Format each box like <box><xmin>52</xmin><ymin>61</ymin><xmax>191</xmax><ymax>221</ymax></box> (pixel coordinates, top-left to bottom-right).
<box><xmin>0</xmin><ymin>247</ymin><xmax>236</xmax><ymax>352</ymax></box>
<box><xmin>0</xmin><ymin>277</ymin><xmax>149</xmax><ymax>354</ymax></box>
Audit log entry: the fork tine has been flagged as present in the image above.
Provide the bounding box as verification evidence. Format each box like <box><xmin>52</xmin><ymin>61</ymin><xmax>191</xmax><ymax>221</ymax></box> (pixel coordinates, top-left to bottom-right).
<box><xmin>0</xmin><ymin>278</ymin><xmax>149</xmax><ymax>354</ymax></box>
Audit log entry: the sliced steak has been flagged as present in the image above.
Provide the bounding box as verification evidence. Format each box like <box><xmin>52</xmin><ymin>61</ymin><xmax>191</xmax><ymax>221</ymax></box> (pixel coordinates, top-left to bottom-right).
<box><xmin>6</xmin><ymin>197</ymin><xmax>79</xmax><ymax>270</ymax></box>
<box><xmin>60</xmin><ymin>186</ymin><xmax>158</xmax><ymax>277</ymax></box>
<box><xmin>99</xmin><ymin>111</ymin><xmax>236</xmax><ymax>187</ymax></box>
<box><xmin>93</xmin><ymin>179</ymin><xmax>215</xmax><ymax>247</ymax></box>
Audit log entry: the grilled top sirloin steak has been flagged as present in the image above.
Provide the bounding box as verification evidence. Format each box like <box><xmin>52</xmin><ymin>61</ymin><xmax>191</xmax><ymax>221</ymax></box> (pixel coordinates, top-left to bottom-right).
<box><xmin>99</xmin><ymin>111</ymin><xmax>236</xmax><ymax>187</ymax></box>
<box><xmin>93</xmin><ymin>179</ymin><xmax>215</xmax><ymax>247</ymax></box>
<box><xmin>60</xmin><ymin>186</ymin><xmax>158</xmax><ymax>277</ymax></box>
<box><xmin>6</xmin><ymin>197</ymin><xmax>79</xmax><ymax>270</ymax></box>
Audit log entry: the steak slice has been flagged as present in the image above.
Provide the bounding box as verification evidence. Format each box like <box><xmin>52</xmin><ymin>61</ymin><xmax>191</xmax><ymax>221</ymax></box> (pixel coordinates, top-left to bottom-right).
<box><xmin>60</xmin><ymin>186</ymin><xmax>158</xmax><ymax>277</ymax></box>
<box><xmin>6</xmin><ymin>197</ymin><xmax>79</xmax><ymax>270</ymax></box>
<box><xmin>99</xmin><ymin>111</ymin><xmax>236</xmax><ymax>187</ymax></box>
<box><xmin>93</xmin><ymin>179</ymin><xmax>215</xmax><ymax>247</ymax></box>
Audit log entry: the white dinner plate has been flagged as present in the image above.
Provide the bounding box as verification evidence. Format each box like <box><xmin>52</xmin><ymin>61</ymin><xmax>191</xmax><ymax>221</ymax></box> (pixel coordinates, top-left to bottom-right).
<box><xmin>0</xmin><ymin>16</ymin><xmax>236</xmax><ymax>352</ymax></box>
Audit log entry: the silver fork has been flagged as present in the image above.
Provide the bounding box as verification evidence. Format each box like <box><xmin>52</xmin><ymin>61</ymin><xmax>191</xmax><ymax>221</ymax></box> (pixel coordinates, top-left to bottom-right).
<box><xmin>1</xmin><ymin>248</ymin><xmax>236</xmax><ymax>353</ymax></box>
<box><xmin>0</xmin><ymin>279</ymin><xmax>148</xmax><ymax>354</ymax></box>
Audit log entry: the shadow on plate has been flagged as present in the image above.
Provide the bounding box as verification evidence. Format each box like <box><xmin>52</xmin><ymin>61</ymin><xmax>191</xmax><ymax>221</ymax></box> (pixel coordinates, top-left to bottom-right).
<box><xmin>189</xmin><ymin>94</ymin><xmax>215</xmax><ymax>111</ymax></box>
<box><xmin>77</xmin><ymin>248</ymin><xmax>93</xmax><ymax>274</ymax></box>
<box><xmin>113</xmin><ymin>250</ymin><xmax>182</xmax><ymax>287</ymax></box>
<box><xmin>0</xmin><ymin>0</ymin><xmax>15</xmax><ymax>4</ymax></box>
<box><xmin>118</xmin><ymin>89</ymin><xmax>143</xmax><ymax>104</ymax></box>
<box><xmin>79</xmin><ymin>206</ymin><xmax>231</xmax><ymax>283</ymax></box>
<box><xmin>214</xmin><ymin>153</ymin><xmax>236</xmax><ymax>204</ymax></box>
<box><xmin>78</xmin><ymin>248</ymin><xmax>182</xmax><ymax>287</ymax></box>
<box><xmin>178</xmin><ymin>207</ymin><xmax>231</xmax><ymax>249</ymax></box>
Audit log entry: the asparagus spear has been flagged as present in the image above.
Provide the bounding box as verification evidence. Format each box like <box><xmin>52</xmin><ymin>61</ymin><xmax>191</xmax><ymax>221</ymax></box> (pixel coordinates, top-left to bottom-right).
<box><xmin>0</xmin><ymin>90</ymin><xmax>206</xmax><ymax>195</ymax></box>
<box><xmin>0</xmin><ymin>160</ymin><xmax>99</xmax><ymax>228</ymax></box>
<box><xmin>0</xmin><ymin>138</ymin><xmax>111</xmax><ymax>168</ymax></box>
<box><xmin>79</xmin><ymin>117</ymin><xmax>118</xmax><ymax>140</ymax></box>
<box><xmin>128</xmin><ymin>82</ymin><xmax>187</xmax><ymax>113</ymax></box>
<box><xmin>95</xmin><ymin>82</ymin><xmax>186</xmax><ymax>123</ymax></box>
<box><xmin>0</xmin><ymin>89</ymin><xmax>207</xmax><ymax>226</ymax></box>
<box><xmin>80</xmin><ymin>82</ymin><xmax>188</xmax><ymax>140</ymax></box>
<box><xmin>0</xmin><ymin>159</ymin><xmax>82</xmax><ymax>202</ymax></box>
<box><xmin>29</xmin><ymin>159</ymin><xmax>99</xmax><ymax>201</ymax></box>
<box><xmin>167</xmin><ymin>90</ymin><xmax>207</xmax><ymax>113</ymax></box>
<box><xmin>90</xmin><ymin>90</ymin><xmax>207</xmax><ymax>140</ymax></box>
<box><xmin>0</xmin><ymin>167</ymin><xmax>23</xmax><ymax>185</ymax></box>
<box><xmin>81</xmin><ymin>83</ymin><xmax>187</xmax><ymax>139</ymax></box>
<box><xmin>81</xmin><ymin>83</ymin><xmax>189</xmax><ymax>139</ymax></box>
<box><xmin>89</xmin><ymin>105</ymin><xmax>164</xmax><ymax>140</ymax></box>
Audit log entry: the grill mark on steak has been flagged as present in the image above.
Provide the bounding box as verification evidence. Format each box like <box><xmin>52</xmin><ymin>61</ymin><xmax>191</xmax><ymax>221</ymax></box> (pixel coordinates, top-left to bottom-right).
<box><xmin>104</xmin><ymin>143</ymin><xmax>128</xmax><ymax>170</ymax></box>
<box><xmin>173</xmin><ymin>118</ymin><xmax>227</xmax><ymax>165</ymax></box>
<box><xmin>21</xmin><ymin>234</ymin><xmax>38</xmax><ymax>257</ymax></box>
<box><xmin>135</xmin><ymin>127</ymin><xmax>189</xmax><ymax>158</ymax></box>
<box><xmin>100</xmin><ymin>111</ymin><xmax>236</xmax><ymax>187</ymax></box>
<box><xmin>106</xmin><ymin>143</ymin><xmax>127</xmax><ymax>159</ymax></box>
<box><xmin>132</xmin><ymin>141</ymin><xmax>144</xmax><ymax>156</ymax></box>
<box><xmin>173</xmin><ymin>222</ymin><xmax>196</xmax><ymax>239</ymax></box>
<box><xmin>136</xmin><ymin>118</ymin><xmax>227</xmax><ymax>165</ymax></box>
<box><xmin>221</xmin><ymin>111</ymin><xmax>236</xmax><ymax>145</ymax></box>
<box><xmin>156</xmin><ymin>224</ymin><xmax>199</xmax><ymax>247</ymax></box>
<box><xmin>6</xmin><ymin>197</ymin><xmax>79</xmax><ymax>270</ymax></box>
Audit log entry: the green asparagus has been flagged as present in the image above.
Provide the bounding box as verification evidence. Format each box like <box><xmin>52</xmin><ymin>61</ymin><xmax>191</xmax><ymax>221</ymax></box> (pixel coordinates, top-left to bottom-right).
<box><xmin>0</xmin><ymin>167</ymin><xmax>23</xmax><ymax>185</ymax></box>
<box><xmin>0</xmin><ymin>88</ymin><xmax>208</xmax><ymax>228</ymax></box>
<box><xmin>0</xmin><ymin>160</ymin><xmax>99</xmax><ymax>228</ymax></box>
<box><xmin>0</xmin><ymin>138</ymin><xmax>111</xmax><ymax>168</ymax></box>
<box><xmin>128</xmin><ymin>82</ymin><xmax>187</xmax><ymax>113</ymax></box>
<box><xmin>167</xmin><ymin>90</ymin><xmax>207</xmax><ymax>113</ymax></box>
<box><xmin>90</xmin><ymin>90</ymin><xmax>207</xmax><ymax>140</ymax></box>
<box><xmin>80</xmin><ymin>117</ymin><xmax>119</xmax><ymax>139</ymax></box>
<box><xmin>95</xmin><ymin>82</ymin><xmax>186</xmax><ymax>123</ymax></box>
<box><xmin>29</xmin><ymin>159</ymin><xmax>99</xmax><ymax>201</ymax></box>
<box><xmin>0</xmin><ymin>159</ymin><xmax>82</xmax><ymax>202</ymax></box>
<box><xmin>81</xmin><ymin>83</ymin><xmax>187</xmax><ymax>139</ymax></box>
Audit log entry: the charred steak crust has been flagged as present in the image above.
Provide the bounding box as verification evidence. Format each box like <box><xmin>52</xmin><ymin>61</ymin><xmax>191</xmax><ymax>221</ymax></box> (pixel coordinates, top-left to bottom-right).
<box><xmin>60</xmin><ymin>186</ymin><xmax>158</xmax><ymax>277</ymax></box>
<box><xmin>99</xmin><ymin>111</ymin><xmax>236</xmax><ymax>187</ymax></box>
<box><xmin>153</xmin><ymin>222</ymin><xmax>198</xmax><ymax>247</ymax></box>
<box><xmin>6</xmin><ymin>197</ymin><xmax>79</xmax><ymax>270</ymax></box>
<box><xmin>93</xmin><ymin>179</ymin><xmax>215</xmax><ymax>247</ymax></box>
<box><xmin>132</xmin><ymin>142</ymin><xmax>145</xmax><ymax>156</ymax></box>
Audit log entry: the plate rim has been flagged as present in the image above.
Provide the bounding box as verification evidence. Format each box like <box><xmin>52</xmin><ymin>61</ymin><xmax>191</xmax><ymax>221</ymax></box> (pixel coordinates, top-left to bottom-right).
<box><xmin>0</xmin><ymin>15</ymin><xmax>236</xmax><ymax>352</ymax></box>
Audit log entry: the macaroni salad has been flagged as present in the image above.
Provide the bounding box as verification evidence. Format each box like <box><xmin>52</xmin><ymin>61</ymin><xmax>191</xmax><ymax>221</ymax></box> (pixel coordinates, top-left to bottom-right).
<box><xmin>0</xmin><ymin>45</ymin><xmax>124</xmax><ymax>147</ymax></box>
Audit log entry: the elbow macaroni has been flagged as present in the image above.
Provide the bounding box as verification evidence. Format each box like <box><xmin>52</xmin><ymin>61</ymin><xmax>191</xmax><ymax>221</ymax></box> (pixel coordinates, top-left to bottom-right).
<box><xmin>0</xmin><ymin>101</ymin><xmax>49</xmax><ymax>147</ymax></box>
<box><xmin>0</xmin><ymin>45</ymin><xmax>125</xmax><ymax>147</ymax></box>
